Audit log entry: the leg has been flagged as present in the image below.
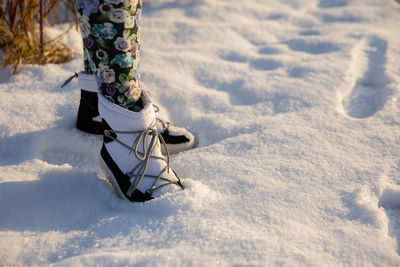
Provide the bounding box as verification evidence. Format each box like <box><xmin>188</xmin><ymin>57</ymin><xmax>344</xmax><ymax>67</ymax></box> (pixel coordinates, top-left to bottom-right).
<box><xmin>75</xmin><ymin>0</ymin><xmax>184</xmax><ymax>202</ymax></box>
<box><xmin>77</xmin><ymin>0</ymin><xmax>143</xmax><ymax>111</ymax></box>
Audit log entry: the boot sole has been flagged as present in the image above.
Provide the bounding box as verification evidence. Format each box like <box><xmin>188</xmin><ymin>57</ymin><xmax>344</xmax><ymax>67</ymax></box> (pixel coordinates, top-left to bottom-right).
<box><xmin>99</xmin><ymin>156</ymin><xmax>130</xmax><ymax>201</ymax></box>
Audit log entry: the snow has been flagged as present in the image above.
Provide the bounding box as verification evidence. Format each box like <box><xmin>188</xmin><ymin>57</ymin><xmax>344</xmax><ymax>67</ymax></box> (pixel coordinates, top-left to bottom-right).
<box><xmin>1</xmin><ymin>0</ymin><xmax>400</xmax><ymax>265</ymax></box>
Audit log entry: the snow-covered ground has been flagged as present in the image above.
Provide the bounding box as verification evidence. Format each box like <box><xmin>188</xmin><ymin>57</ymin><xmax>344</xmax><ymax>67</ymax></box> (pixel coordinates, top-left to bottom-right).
<box><xmin>1</xmin><ymin>0</ymin><xmax>400</xmax><ymax>265</ymax></box>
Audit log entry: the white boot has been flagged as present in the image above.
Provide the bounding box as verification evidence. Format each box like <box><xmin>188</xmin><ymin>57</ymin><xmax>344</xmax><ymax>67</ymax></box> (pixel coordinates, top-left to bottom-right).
<box><xmin>98</xmin><ymin>91</ymin><xmax>183</xmax><ymax>202</ymax></box>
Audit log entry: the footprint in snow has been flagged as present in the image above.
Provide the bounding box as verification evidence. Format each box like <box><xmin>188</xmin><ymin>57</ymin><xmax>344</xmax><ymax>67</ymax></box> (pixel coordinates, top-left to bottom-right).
<box><xmin>258</xmin><ymin>46</ymin><xmax>280</xmax><ymax>55</ymax></box>
<box><xmin>299</xmin><ymin>30</ymin><xmax>321</xmax><ymax>36</ymax></box>
<box><xmin>319</xmin><ymin>0</ymin><xmax>348</xmax><ymax>8</ymax></box>
<box><xmin>219</xmin><ymin>51</ymin><xmax>248</xmax><ymax>63</ymax></box>
<box><xmin>341</xmin><ymin>36</ymin><xmax>393</xmax><ymax>119</ymax></box>
<box><xmin>285</xmin><ymin>39</ymin><xmax>340</xmax><ymax>54</ymax></box>
<box><xmin>249</xmin><ymin>59</ymin><xmax>283</xmax><ymax>71</ymax></box>
<box><xmin>379</xmin><ymin>188</ymin><xmax>400</xmax><ymax>255</ymax></box>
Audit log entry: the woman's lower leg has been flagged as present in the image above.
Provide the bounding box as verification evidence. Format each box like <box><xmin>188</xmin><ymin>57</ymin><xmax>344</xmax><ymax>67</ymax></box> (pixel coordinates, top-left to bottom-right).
<box><xmin>76</xmin><ymin>0</ymin><xmax>143</xmax><ymax>112</ymax></box>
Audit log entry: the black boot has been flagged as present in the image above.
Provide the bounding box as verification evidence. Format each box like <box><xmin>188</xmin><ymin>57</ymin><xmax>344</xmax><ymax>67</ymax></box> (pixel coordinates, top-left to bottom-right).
<box><xmin>75</xmin><ymin>71</ymin><xmax>103</xmax><ymax>134</ymax></box>
<box><xmin>76</xmin><ymin>89</ymin><xmax>103</xmax><ymax>134</ymax></box>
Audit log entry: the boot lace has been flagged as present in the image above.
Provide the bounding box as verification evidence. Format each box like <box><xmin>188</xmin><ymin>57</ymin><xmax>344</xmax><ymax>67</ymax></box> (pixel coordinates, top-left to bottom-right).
<box><xmin>60</xmin><ymin>72</ymin><xmax>78</xmax><ymax>88</ymax></box>
<box><xmin>104</xmin><ymin>124</ymin><xmax>183</xmax><ymax>197</ymax></box>
<box><xmin>153</xmin><ymin>104</ymin><xmax>171</xmax><ymax>132</ymax></box>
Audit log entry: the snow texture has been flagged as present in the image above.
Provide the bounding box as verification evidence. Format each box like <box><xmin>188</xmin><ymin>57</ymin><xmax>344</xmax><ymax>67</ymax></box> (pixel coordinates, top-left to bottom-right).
<box><xmin>1</xmin><ymin>0</ymin><xmax>400</xmax><ymax>266</ymax></box>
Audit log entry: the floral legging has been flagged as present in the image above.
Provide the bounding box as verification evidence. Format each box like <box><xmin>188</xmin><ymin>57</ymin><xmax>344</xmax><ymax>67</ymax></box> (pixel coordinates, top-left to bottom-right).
<box><xmin>75</xmin><ymin>0</ymin><xmax>143</xmax><ymax>112</ymax></box>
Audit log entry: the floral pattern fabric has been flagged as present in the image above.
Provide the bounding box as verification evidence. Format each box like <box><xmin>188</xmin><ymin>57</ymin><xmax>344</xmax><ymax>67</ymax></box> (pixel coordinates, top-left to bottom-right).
<box><xmin>75</xmin><ymin>0</ymin><xmax>143</xmax><ymax>111</ymax></box>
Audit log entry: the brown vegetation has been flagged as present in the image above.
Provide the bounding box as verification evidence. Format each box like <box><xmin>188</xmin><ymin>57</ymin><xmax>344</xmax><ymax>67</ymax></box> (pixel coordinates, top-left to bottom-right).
<box><xmin>0</xmin><ymin>0</ymin><xmax>77</xmax><ymax>74</ymax></box>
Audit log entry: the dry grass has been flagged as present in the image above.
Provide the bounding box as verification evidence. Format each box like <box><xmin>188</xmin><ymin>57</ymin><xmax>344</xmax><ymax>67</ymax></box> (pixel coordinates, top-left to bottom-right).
<box><xmin>0</xmin><ymin>0</ymin><xmax>77</xmax><ymax>74</ymax></box>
